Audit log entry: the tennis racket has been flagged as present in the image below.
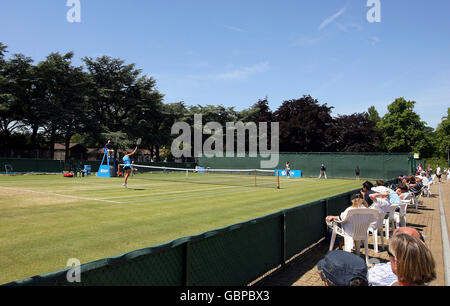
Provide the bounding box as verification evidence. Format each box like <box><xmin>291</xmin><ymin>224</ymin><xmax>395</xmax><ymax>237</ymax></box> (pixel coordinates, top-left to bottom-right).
<box><xmin>135</xmin><ymin>138</ymin><xmax>142</xmax><ymax>151</ymax></box>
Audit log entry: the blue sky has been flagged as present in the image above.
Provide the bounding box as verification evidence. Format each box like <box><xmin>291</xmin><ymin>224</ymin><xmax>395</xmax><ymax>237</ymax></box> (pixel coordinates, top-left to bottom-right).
<box><xmin>1</xmin><ymin>0</ymin><xmax>449</xmax><ymax>129</ymax></box>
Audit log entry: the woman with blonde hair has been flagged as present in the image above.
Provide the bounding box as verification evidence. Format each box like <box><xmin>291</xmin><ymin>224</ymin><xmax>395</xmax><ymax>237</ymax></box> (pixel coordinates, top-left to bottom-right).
<box><xmin>325</xmin><ymin>194</ymin><xmax>369</xmax><ymax>248</ymax></box>
<box><xmin>388</xmin><ymin>232</ymin><xmax>436</xmax><ymax>286</ymax></box>
<box><xmin>325</xmin><ymin>193</ymin><xmax>369</xmax><ymax>224</ymax></box>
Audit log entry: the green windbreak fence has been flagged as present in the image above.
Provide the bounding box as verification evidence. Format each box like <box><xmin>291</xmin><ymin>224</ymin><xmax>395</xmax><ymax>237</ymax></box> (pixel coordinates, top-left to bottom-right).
<box><xmin>198</xmin><ymin>153</ymin><xmax>415</xmax><ymax>179</ymax></box>
<box><xmin>5</xmin><ymin>187</ymin><xmax>369</xmax><ymax>287</ymax></box>
<box><xmin>0</xmin><ymin>159</ymin><xmax>196</xmax><ymax>174</ymax></box>
<box><xmin>0</xmin><ymin>158</ymin><xmax>66</xmax><ymax>173</ymax></box>
<box><xmin>1</xmin><ymin>154</ymin><xmax>417</xmax><ymax>179</ymax></box>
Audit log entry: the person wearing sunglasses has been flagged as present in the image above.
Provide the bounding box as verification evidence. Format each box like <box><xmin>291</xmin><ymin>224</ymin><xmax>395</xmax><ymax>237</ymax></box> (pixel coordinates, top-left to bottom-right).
<box><xmin>368</xmin><ymin>227</ymin><xmax>428</xmax><ymax>286</ymax></box>
<box><xmin>388</xmin><ymin>232</ymin><xmax>436</xmax><ymax>286</ymax></box>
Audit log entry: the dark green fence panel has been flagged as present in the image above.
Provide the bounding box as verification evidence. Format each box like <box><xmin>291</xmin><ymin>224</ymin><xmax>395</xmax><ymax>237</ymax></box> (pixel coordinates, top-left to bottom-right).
<box><xmin>0</xmin><ymin>158</ymin><xmax>64</xmax><ymax>173</ymax></box>
<box><xmin>383</xmin><ymin>154</ymin><xmax>412</xmax><ymax>179</ymax></box>
<box><xmin>74</xmin><ymin>245</ymin><xmax>186</xmax><ymax>286</ymax></box>
<box><xmin>7</xmin><ymin>240</ymin><xmax>187</xmax><ymax>286</ymax></box>
<box><xmin>0</xmin><ymin>159</ymin><xmax>197</xmax><ymax>174</ymax></box>
<box><xmin>285</xmin><ymin>201</ymin><xmax>327</xmax><ymax>260</ymax></box>
<box><xmin>187</xmin><ymin>214</ymin><xmax>283</xmax><ymax>286</ymax></box>
<box><xmin>326</xmin><ymin>191</ymin><xmax>358</xmax><ymax>217</ymax></box>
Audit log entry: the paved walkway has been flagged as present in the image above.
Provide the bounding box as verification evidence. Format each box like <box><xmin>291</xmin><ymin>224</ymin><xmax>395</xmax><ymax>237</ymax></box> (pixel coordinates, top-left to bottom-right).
<box><xmin>253</xmin><ymin>180</ymin><xmax>449</xmax><ymax>286</ymax></box>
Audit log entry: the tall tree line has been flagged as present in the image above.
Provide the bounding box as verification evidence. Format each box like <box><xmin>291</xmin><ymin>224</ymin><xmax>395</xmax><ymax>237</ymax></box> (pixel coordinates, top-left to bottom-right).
<box><xmin>0</xmin><ymin>42</ymin><xmax>448</xmax><ymax>162</ymax></box>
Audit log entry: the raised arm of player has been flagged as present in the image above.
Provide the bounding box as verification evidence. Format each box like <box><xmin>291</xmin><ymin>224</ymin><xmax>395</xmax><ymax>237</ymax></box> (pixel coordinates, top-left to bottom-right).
<box><xmin>128</xmin><ymin>148</ymin><xmax>137</xmax><ymax>157</ymax></box>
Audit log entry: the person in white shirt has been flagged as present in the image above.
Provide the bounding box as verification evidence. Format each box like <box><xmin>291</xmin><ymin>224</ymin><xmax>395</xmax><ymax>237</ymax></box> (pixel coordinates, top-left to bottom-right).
<box><xmin>436</xmin><ymin>164</ymin><xmax>441</xmax><ymax>182</ymax></box>
<box><xmin>325</xmin><ymin>193</ymin><xmax>369</xmax><ymax>244</ymax></box>
<box><xmin>369</xmin><ymin>191</ymin><xmax>391</xmax><ymax>229</ymax></box>
<box><xmin>421</xmin><ymin>175</ymin><xmax>429</xmax><ymax>185</ymax></box>
<box><xmin>369</xmin><ymin>191</ymin><xmax>391</xmax><ymax>212</ymax></box>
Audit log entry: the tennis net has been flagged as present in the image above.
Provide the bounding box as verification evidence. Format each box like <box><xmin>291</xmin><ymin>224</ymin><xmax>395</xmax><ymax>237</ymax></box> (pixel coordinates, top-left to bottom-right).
<box><xmin>120</xmin><ymin>164</ymin><xmax>280</xmax><ymax>189</ymax></box>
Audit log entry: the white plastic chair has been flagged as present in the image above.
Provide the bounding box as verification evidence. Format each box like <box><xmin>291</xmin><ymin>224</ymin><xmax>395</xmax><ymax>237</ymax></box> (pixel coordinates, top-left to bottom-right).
<box><xmin>425</xmin><ymin>181</ymin><xmax>432</xmax><ymax>197</ymax></box>
<box><xmin>367</xmin><ymin>211</ymin><xmax>386</xmax><ymax>253</ymax></box>
<box><xmin>394</xmin><ymin>202</ymin><xmax>407</xmax><ymax>228</ymax></box>
<box><xmin>384</xmin><ymin>202</ymin><xmax>408</xmax><ymax>240</ymax></box>
<box><xmin>402</xmin><ymin>192</ymin><xmax>417</xmax><ymax>210</ymax></box>
<box><xmin>412</xmin><ymin>193</ymin><xmax>419</xmax><ymax>209</ymax></box>
<box><xmin>384</xmin><ymin>204</ymin><xmax>399</xmax><ymax>241</ymax></box>
<box><xmin>328</xmin><ymin>208</ymin><xmax>378</xmax><ymax>264</ymax></box>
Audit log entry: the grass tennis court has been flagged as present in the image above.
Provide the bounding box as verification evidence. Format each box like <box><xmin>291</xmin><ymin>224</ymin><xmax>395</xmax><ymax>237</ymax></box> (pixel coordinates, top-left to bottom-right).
<box><xmin>0</xmin><ymin>172</ymin><xmax>362</xmax><ymax>284</ymax></box>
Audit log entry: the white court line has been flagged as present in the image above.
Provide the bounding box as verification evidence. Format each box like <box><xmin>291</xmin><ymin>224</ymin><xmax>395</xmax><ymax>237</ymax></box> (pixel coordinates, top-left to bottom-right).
<box><xmin>101</xmin><ymin>184</ymin><xmax>251</xmax><ymax>200</ymax></box>
<box><xmin>101</xmin><ymin>177</ymin><xmax>313</xmax><ymax>200</ymax></box>
<box><xmin>118</xmin><ymin>186</ymin><xmax>260</xmax><ymax>204</ymax></box>
<box><xmin>438</xmin><ymin>184</ymin><xmax>450</xmax><ymax>286</ymax></box>
<box><xmin>0</xmin><ymin>186</ymin><xmax>122</xmax><ymax>204</ymax></box>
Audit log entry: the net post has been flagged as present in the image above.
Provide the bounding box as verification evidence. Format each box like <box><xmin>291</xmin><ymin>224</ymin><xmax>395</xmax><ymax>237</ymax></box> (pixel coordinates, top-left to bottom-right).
<box><xmin>186</xmin><ymin>169</ymin><xmax>188</xmax><ymax>177</ymax></box>
<box><xmin>277</xmin><ymin>170</ymin><xmax>280</xmax><ymax>189</ymax></box>
<box><xmin>254</xmin><ymin>169</ymin><xmax>257</xmax><ymax>187</ymax></box>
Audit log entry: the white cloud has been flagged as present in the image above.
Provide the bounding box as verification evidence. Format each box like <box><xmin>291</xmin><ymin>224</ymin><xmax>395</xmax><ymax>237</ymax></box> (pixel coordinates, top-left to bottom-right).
<box><xmin>189</xmin><ymin>62</ymin><xmax>269</xmax><ymax>81</ymax></box>
<box><xmin>223</xmin><ymin>25</ymin><xmax>247</xmax><ymax>33</ymax></box>
<box><xmin>318</xmin><ymin>7</ymin><xmax>346</xmax><ymax>31</ymax></box>
<box><xmin>293</xmin><ymin>35</ymin><xmax>322</xmax><ymax>47</ymax></box>
<box><xmin>370</xmin><ymin>36</ymin><xmax>381</xmax><ymax>45</ymax></box>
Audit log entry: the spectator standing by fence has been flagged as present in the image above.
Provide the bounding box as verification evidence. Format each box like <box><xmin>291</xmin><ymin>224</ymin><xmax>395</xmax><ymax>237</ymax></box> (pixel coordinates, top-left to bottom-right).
<box><xmin>319</xmin><ymin>163</ymin><xmax>327</xmax><ymax>179</ymax></box>
<box><xmin>427</xmin><ymin>164</ymin><xmax>433</xmax><ymax>176</ymax></box>
<box><xmin>436</xmin><ymin>164</ymin><xmax>441</xmax><ymax>182</ymax></box>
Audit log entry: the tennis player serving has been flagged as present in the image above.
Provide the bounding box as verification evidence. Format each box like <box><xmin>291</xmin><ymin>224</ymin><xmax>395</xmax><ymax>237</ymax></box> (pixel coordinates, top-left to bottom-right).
<box><xmin>122</xmin><ymin>138</ymin><xmax>141</xmax><ymax>188</ymax></box>
<box><xmin>123</xmin><ymin>147</ymin><xmax>137</xmax><ymax>188</ymax></box>
<box><xmin>285</xmin><ymin>161</ymin><xmax>291</xmax><ymax>178</ymax></box>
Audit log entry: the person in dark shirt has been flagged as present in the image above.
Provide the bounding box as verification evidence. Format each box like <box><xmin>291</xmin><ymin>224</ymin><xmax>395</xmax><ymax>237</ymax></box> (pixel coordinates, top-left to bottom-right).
<box><xmin>319</xmin><ymin>163</ymin><xmax>327</xmax><ymax>179</ymax></box>
<box><xmin>409</xmin><ymin>176</ymin><xmax>423</xmax><ymax>196</ymax></box>
<box><xmin>105</xmin><ymin>140</ymin><xmax>114</xmax><ymax>159</ymax></box>
<box><xmin>360</xmin><ymin>180</ymin><xmax>375</xmax><ymax>205</ymax></box>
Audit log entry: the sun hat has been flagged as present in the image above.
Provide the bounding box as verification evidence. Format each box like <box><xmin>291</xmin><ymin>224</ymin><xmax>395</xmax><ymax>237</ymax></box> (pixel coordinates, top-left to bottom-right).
<box><xmin>350</xmin><ymin>193</ymin><xmax>363</xmax><ymax>201</ymax></box>
<box><xmin>318</xmin><ymin>250</ymin><xmax>368</xmax><ymax>286</ymax></box>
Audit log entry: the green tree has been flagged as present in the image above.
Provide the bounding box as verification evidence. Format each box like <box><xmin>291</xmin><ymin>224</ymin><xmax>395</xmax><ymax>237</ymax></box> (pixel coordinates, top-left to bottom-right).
<box><xmin>82</xmin><ymin>56</ymin><xmax>142</xmax><ymax>134</ymax></box>
<box><xmin>366</xmin><ymin>105</ymin><xmax>380</xmax><ymax>123</ymax></box>
<box><xmin>36</xmin><ymin>52</ymin><xmax>91</xmax><ymax>159</ymax></box>
<box><xmin>0</xmin><ymin>43</ymin><xmax>7</xmax><ymax>59</ymax></box>
<box><xmin>239</xmin><ymin>98</ymin><xmax>273</xmax><ymax>123</ymax></box>
<box><xmin>125</xmin><ymin>75</ymin><xmax>165</xmax><ymax>160</ymax></box>
<box><xmin>188</xmin><ymin>104</ymin><xmax>238</xmax><ymax>126</ymax></box>
<box><xmin>82</xmin><ymin>55</ymin><xmax>167</xmax><ymax>158</ymax></box>
<box><xmin>7</xmin><ymin>54</ymin><xmax>48</xmax><ymax>152</ymax></box>
<box><xmin>0</xmin><ymin>52</ymin><xmax>29</xmax><ymax>154</ymax></box>
<box><xmin>377</xmin><ymin>98</ymin><xmax>434</xmax><ymax>157</ymax></box>
<box><xmin>434</xmin><ymin>108</ymin><xmax>450</xmax><ymax>163</ymax></box>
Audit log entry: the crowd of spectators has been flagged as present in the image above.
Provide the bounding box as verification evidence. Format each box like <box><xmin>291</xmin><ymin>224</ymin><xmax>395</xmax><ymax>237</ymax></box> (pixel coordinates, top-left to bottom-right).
<box><xmin>319</xmin><ymin>226</ymin><xmax>436</xmax><ymax>286</ymax></box>
<box><xmin>319</xmin><ymin>174</ymin><xmax>440</xmax><ymax>286</ymax></box>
